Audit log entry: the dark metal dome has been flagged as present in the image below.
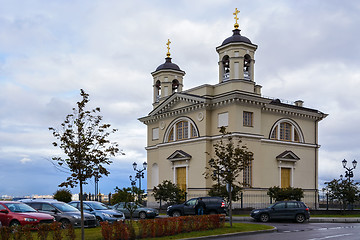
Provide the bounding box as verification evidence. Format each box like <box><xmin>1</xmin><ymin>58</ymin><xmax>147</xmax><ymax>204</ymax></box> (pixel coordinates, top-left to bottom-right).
<box><xmin>221</xmin><ymin>29</ymin><xmax>252</xmax><ymax>46</ymax></box>
<box><xmin>155</xmin><ymin>57</ymin><xmax>182</xmax><ymax>71</ymax></box>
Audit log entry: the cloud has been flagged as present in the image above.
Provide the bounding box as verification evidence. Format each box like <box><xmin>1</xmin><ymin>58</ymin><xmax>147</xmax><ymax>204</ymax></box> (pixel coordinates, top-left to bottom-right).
<box><xmin>20</xmin><ymin>157</ymin><xmax>32</xmax><ymax>164</ymax></box>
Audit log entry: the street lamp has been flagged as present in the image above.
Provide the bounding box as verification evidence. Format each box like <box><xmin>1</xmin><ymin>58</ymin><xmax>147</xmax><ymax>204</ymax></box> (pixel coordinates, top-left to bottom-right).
<box><xmin>132</xmin><ymin>161</ymin><xmax>147</xmax><ymax>202</ymax></box>
<box><xmin>342</xmin><ymin>159</ymin><xmax>357</xmax><ymax>181</ymax></box>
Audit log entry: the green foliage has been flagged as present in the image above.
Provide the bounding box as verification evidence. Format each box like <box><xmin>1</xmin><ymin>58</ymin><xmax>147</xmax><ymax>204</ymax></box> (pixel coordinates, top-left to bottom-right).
<box><xmin>208</xmin><ymin>184</ymin><xmax>242</xmax><ymax>203</ymax></box>
<box><xmin>325</xmin><ymin>178</ymin><xmax>360</xmax><ymax>209</ymax></box>
<box><xmin>53</xmin><ymin>188</ymin><xmax>72</xmax><ymax>203</ymax></box>
<box><xmin>267</xmin><ymin>186</ymin><xmax>304</xmax><ymax>201</ymax></box>
<box><xmin>152</xmin><ymin>180</ymin><xmax>186</xmax><ymax>206</ymax></box>
<box><xmin>111</xmin><ymin>187</ymin><xmax>134</xmax><ymax>205</ymax></box>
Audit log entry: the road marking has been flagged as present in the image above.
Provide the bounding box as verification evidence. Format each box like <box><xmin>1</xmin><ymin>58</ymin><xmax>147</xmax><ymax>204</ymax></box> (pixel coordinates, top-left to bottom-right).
<box><xmin>308</xmin><ymin>233</ymin><xmax>352</xmax><ymax>240</ymax></box>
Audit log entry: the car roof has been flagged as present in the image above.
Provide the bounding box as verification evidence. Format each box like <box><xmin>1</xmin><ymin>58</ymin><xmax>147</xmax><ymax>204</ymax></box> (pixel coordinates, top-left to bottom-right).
<box><xmin>20</xmin><ymin>198</ymin><xmax>60</xmax><ymax>203</ymax></box>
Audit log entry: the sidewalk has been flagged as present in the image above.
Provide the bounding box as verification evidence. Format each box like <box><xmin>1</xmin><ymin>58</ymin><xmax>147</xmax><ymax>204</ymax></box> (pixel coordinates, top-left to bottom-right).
<box><xmin>230</xmin><ymin>216</ymin><xmax>360</xmax><ymax>223</ymax></box>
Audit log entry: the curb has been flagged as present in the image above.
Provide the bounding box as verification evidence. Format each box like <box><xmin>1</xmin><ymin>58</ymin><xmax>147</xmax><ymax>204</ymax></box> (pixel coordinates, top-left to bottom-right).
<box><xmin>228</xmin><ymin>216</ymin><xmax>360</xmax><ymax>223</ymax></box>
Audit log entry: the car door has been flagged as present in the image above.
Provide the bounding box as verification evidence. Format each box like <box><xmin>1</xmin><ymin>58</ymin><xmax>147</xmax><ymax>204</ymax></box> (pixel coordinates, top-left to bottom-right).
<box><xmin>183</xmin><ymin>199</ymin><xmax>197</xmax><ymax>215</ymax></box>
<box><xmin>285</xmin><ymin>202</ymin><xmax>300</xmax><ymax>219</ymax></box>
<box><xmin>269</xmin><ymin>202</ymin><xmax>287</xmax><ymax>219</ymax></box>
<box><xmin>0</xmin><ymin>204</ymin><xmax>9</xmax><ymax>226</ymax></box>
<box><xmin>117</xmin><ymin>203</ymin><xmax>130</xmax><ymax>218</ymax></box>
<box><xmin>40</xmin><ymin>203</ymin><xmax>59</xmax><ymax>221</ymax></box>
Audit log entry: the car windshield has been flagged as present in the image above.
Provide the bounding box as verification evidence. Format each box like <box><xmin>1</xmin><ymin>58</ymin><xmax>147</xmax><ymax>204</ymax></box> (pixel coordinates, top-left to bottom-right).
<box><xmin>5</xmin><ymin>203</ymin><xmax>37</xmax><ymax>213</ymax></box>
<box><xmin>52</xmin><ymin>203</ymin><xmax>79</xmax><ymax>212</ymax></box>
<box><xmin>87</xmin><ymin>202</ymin><xmax>109</xmax><ymax>210</ymax></box>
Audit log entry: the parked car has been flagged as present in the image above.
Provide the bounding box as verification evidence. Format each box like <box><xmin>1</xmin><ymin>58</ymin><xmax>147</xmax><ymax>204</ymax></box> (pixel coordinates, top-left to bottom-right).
<box><xmin>250</xmin><ymin>200</ymin><xmax>310</xmax><ymax>223</ymax></box>
<box><xmin>20</xmin><ymin>199</ymin><xmax>97</xmax><ymax>228</ymax></box>
<box><xmin>167</xmin><ymin>197</ymin><xmax>227</xmax><ymax>217</ymax></box>
<box><xmin>111</xmin><ymin>202</ymin><xmax>159</xmax><ymax>219</ymax></box>
<box><xmin>0</xmin><ymin>201</ymin><xmax>54</xmax><ymax>227</ymax></box>
<box><xmin>69</xmin><ymin>201</ymin><xmax>125</xmax><ymax>223</ymax></box>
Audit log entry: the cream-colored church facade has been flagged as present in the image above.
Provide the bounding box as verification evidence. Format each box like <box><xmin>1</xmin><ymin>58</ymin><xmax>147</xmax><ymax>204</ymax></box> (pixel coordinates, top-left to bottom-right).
<box><xmin>139</xmin><ymin>13</ymin><xmax>327</xmax><ymax>208</ymax></box>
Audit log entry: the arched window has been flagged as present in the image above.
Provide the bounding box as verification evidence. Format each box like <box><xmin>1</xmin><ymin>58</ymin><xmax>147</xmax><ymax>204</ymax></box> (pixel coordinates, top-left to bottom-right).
<box><xmin>222</xmin><ymin>55</ymin><xmax>230</xmax><ymax>82</ymax></box>
<box><xmin>244</xmin><ymin>54</ymin><xmax>251</xmax><ymax>80</ymax></box>
<box><xmin>165</xmin><ymin>117</ymin><xmax>199</xmax><ymax>142</ymax></box>
<box><xmin>269</xmin><ymin>119</ymin><xmax>304</xmax><ymax>143</ymax></box>
<box><xmin>172</xmin><ymin>79</ymin><xmax>179</xmax><ymax>93</ymax></box>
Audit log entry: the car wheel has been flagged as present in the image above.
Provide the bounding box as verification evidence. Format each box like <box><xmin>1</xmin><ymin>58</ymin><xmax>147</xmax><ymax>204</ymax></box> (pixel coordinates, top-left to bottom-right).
<box><xmin>295</xmin><ymin>214</ymin><xmax>305</xmax><ymax>223</ymax></box>
<box><xmin>9</xmin><ymin>220</ymin><xmax>21</xmax><ymax>227</ymax></box>
<box><xmin>60</xmin><ymin>219</ymin><xmax>71</xmax><ymax>229</ymax></box>
<box><xmin>172</xmin><ymin>211</ymin><xmax>181</xmax><ymax>217</ymax></box>
<box><xmin>259</xmin><ymin>213</ymin><xmax>269</xmax><ymax>223</ymax></box>
<box><xmin>139</xmin><ymin>212</ymin><xmax>147</xmax><ymax>219</ymax></box>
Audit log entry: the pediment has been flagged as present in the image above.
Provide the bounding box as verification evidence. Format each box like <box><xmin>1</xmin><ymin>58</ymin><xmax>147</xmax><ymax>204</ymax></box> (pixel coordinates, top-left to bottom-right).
<box><xmin>276</xmin><ymin>150</ymin><xmax>300</xmax><ymax>162</ymax></box>
<box><xmin>149</xmin><ymin>93</ymin><xmax>206</xmax><ymax>117</ymax></box>
<box><xmin>167</xmin><ymin>150</ymin><xmax>192</xmax><ymax>162</ymax></box>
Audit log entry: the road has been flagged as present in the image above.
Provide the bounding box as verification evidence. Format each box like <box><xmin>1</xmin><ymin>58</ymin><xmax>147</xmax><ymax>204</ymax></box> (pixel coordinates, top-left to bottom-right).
<box><xmin>214</xmin><ymin>221</ymin><xmax>360</xmax><ymax>240</ymax></box>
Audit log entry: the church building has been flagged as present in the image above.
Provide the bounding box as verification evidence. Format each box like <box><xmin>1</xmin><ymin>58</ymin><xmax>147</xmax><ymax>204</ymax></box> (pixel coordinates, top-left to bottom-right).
<box><xmin>139</xmin><ymin>10</ymin><xmax>327</xmax><ymax>208</ymax></box>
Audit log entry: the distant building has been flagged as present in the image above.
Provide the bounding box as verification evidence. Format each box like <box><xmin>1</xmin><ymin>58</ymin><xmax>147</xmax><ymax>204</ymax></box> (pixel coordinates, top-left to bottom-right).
<box><xmin>139</xmin><ymin>10</ymin><xmax>327</xmax><ymax>208</ymax></box>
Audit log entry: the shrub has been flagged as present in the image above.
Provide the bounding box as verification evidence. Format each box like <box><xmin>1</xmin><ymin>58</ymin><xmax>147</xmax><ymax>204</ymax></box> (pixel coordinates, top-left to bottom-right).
<box><xmin>53</xmin><ymin>188</ymin><xmax>72</xmax><ymax>203</ymax></box>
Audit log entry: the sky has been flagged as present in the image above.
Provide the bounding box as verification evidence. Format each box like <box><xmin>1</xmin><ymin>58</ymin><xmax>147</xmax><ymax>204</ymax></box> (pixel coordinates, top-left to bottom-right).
<box><xmin>1</xmin><ymin>0</ymin><xmax>360</xmax><ymax>197</ymax></box>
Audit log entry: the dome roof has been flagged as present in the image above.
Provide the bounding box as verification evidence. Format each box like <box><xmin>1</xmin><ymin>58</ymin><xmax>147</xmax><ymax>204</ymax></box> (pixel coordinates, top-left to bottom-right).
<box><xmin>221</xmin><ymin>29</ymin><xmax>252</xmax><ymax>46</ymax></box>
<box><xmin>155</xmin><ymin>57</ymin><xmax>182</xmax><ymax>72</ymax></box>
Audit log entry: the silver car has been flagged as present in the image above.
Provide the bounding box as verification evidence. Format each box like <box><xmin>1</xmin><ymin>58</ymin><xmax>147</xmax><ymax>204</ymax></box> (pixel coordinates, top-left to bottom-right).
<box><xmin>112</xmin><ymin>202</ymin><xmax>159</xmax><ymax>219</ymax></box>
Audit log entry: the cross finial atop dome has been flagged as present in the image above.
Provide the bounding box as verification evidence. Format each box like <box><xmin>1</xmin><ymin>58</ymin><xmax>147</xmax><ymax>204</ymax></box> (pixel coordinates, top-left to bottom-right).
<box><xmin>166</xmin><ymin>39</ymin><xmax>171</xmax><ymax>57</ymax></box>
<box><xmin>233</xmin><ymin>8</ymin><xmax>240</xmax><ymax>29</ymax></box>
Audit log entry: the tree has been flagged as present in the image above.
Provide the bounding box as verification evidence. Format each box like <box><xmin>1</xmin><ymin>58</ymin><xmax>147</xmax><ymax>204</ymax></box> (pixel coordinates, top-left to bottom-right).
<box><xmin>204</xmin><ymin>127</ymin><xmax>253</xmax><ymax>227</ymax></box>
<box><xmin>267</xmin><ymin>186</ymin><xmax>304</xmax><ymax>202</ymax></box>
<box><xmin>53</xmin><ymin>188</ymin><xmax>72</xmax><ymax>203</ymax></box>
<box><xmin>325</xmin><ymin>178</ymin><xmax>360</xmax><ymax>210</ymax></box>
<box><xmin>208</xmin><ymin>184</ymin><xmax>242</xmax><ymax>203</ymax></box>
<box><xmin>110</xmin><ymin>187</ymin><xmax>134</xmax><ymax>205</ymax></box>
<box><xmin>152</xmin><ymin>180</ymin><xmax>186</xmax><ymax>209</ymax></box>
<box><xmin>49</xmin><ymin>89</ymin><xmax>121</xmax><ymax>240</ymax></box>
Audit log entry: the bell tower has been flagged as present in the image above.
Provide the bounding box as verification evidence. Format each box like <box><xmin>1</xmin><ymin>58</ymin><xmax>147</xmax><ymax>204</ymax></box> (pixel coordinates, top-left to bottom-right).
<box><xmin>216</xmin><ymin>9</ymin><xmax>258</xmax><ymax>85</ymax></box>
<box><xmin>151</xmin><ymin>39</ymin><xmax>185</xmax><ymax>107</ymax></box>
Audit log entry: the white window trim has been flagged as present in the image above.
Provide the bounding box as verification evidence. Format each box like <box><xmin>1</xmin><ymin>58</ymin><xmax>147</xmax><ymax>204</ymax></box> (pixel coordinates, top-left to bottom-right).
<box><xmin>270</xmin><ymin>118</ymin><xmax>304</xmax><ymax>142</ymax></box>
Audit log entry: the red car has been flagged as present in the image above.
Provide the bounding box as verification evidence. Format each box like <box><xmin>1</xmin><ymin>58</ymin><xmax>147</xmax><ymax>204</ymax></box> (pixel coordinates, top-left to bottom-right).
<box><xmin>0</xmin><ymin>201</ymin><xmax>54</xmax><ymax>227</ymax></box>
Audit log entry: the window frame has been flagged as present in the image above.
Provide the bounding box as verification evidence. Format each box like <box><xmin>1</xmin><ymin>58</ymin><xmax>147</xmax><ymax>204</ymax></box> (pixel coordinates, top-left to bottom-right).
<box><xmin>243</xmin><ymin>111</ymin><xmax>253</xmax><ymax>127</ymax></box>
<box><xmin>165</xmin><ymin>117</ymin><xmax>199</xmax><ymax>143</ymax></box>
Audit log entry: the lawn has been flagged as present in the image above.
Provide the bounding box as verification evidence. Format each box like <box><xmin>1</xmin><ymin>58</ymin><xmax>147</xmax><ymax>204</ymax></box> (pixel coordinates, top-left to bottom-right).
<box><xmin>27</xmin><ymin>222</ymin><xmax>273</xmax><ymax>240</ymax></box>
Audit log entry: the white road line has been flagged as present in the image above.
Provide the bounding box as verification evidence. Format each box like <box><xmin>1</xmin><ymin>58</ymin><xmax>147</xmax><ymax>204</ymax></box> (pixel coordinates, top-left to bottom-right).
<box><xmin>308</xmin><ymin>233</ymin><xmax>353</xmax><ymax>240</ymax></box>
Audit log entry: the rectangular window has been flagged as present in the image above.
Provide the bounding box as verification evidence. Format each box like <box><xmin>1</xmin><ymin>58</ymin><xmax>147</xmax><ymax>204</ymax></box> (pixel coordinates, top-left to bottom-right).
<box><xmin>243</xmin><ymin>111</ymin><xmax>253</xmax><ymax>127</ymax></box>
<box><xmin>243</xmin><ymin>161</ymin><xmax>252</xmax><ymax>187</ymax></box>
<box><xmin>281</xmin><ymin>168</ymin><xmax>291</xmax><ymax>188</ymax></box>
<box><xmin>152</xmin><ymin>127</ymin><xmax>159</xmax><ymax>140</ymax></box>
<box><xmin>218</xmin><ymin>112</ymin><xmax>229</xmax><ymax>128</ymax></box>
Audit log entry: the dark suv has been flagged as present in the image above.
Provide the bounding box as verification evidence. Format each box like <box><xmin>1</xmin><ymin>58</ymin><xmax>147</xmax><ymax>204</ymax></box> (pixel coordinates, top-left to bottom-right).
<box><xmin>20</xmin><ymin>199</ymin><xmax>97</xmax><ymax>228</ymax></box>
<box><xmin>250</xmin><ymin>200</ymin><xmax>310</xmax><ymax>223</ymax></box>
<box><xmin>167</xmin><ymin>197</ymin><xmax>227</xmax><ymax>217</ymax></box>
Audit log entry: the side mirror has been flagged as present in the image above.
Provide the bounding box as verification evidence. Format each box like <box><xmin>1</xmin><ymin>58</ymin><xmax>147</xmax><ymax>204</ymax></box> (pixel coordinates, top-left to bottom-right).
<box><xmin>0</xmin><ymin>209</ymin><xmax>9</xmax><ymax>214</ymax></box>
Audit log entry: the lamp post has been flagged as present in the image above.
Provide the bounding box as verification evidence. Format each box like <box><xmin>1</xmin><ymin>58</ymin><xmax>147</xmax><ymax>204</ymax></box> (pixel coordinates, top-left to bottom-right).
<box><xmin>94</xmin><ymin>167</ymin><xmax>99</xmax><ymax>201</ymax></box>
<box><xmin>342</xmin><ymin>159</ymin><xmax>357</xmax><ymax>181</ymax></box>
<box><xmin>132</xmin><ymin>161</ymin><xmax>147</xmax><ymax>202</ymax></box>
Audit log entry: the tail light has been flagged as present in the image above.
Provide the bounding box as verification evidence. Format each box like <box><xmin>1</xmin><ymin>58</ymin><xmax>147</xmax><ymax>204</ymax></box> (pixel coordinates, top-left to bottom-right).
<box><xmin>221</xmin><ymin>201</ymin><xmax>225</xmax><ymax>208</ymax></box>
<box><xmin>305</xmin><ymin>208</ymin><xmax>309</xmax><ymax>211</ymax></box>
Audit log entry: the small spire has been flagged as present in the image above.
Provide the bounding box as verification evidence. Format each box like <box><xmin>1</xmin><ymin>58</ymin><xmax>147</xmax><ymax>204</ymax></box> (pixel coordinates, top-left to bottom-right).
<box><xmin>233</xmin><ymin>8</ymin><xmax>240</xmax><ymax>29</ymax></box>
<box><xmin>166</xmin><ymin>39</ymin><xmax>171</xmax><ymax>57</ymax></box>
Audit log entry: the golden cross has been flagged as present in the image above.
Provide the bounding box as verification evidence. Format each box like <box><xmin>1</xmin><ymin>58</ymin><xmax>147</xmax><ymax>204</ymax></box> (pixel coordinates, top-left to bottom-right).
<box><xmin>166</xmin><ymin>39</ymin><xmax>171</xmax><ymax>57</ymax></box>
<box><xmin>233</xmin><ymin>8</ymin><xmax>240</xmax><ymax>29</ymax></box>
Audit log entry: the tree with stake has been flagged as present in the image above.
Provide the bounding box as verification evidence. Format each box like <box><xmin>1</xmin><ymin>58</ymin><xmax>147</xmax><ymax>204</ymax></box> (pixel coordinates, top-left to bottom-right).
<box><xmin>49</xmin><ymin>89</ymin><xmax>122</xmax><ymax>240</ymax></box>
<box><xmin>205</xmin><ymin>126</ymin><xmax>253</xmax><ymax>227</ymax></box>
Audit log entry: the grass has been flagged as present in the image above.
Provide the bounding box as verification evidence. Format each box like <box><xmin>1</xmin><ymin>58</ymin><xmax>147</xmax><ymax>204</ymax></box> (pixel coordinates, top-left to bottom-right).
<box><xmin>28</xmin><ymin>222</ymin><xmax>273</xmax><ymax>240</ymax></box>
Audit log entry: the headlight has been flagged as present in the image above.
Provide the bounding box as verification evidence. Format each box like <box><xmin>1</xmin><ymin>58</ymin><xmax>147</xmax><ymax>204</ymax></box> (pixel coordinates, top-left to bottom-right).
<box><xmin>102</xmin><ymin>213</ymin><xmax>112</xmax><ymax>218</ymax></box>
<box><xmin>146</xmin><ymin>210</ymin><xmax>153</xmax><ymax>213</ymax></box>
<box><xmin>252</xmin><ymin>210</ymin><xmax>259</xmax><ymax>214</ymax></box>
<box><xmin>24</xmin><ymin>218</ymin><xmax>38</xmax><ymax>222</ymax></box>
<box><xmin>71</xmin><ymin>215</ymin><xmax>81</xmax><ymax>219</ymax></box>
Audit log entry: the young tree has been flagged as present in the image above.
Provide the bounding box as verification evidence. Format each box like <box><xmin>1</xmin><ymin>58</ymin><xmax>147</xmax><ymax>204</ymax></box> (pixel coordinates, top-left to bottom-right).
<box><xmin>53</xmin><ymin>188</ymin><xmax>72</xmax><ymax>203</ymax></box>
<box><xmin>325</xmin><ymin>178</ymin><xmax>360</xmax><ymax>210</ymax></box>
<box><xmin>208</xmin><ymin>183</ymin><xmax>242</xmax><ymax>203</ymax></box>
<box><xmin>204</xmin><ymin>127</ymin><xmax>253</xmax><ymax>227</ymax></box>
<box><xmin>152</xmin><ymin>180</ymin><xmax>186</xmax><ymax>209</ymax></box>
<box><xmin>110</xmin><ymin>187</ymin><xmax>134</xmax><ymax>205</ymax></box>
<box><xmin>49</xmin><ymin>89</ymin><xmax>121</xmax><ymax>240</ymax></box>
<box><xmin>267</xmin><ymin>186</ymin><xmax>304</xmax><ymax>202</ymax></box>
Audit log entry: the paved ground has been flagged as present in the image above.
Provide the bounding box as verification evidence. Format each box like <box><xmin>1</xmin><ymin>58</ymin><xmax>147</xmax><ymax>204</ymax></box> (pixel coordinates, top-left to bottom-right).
<box><xmin>231</xmin><ymin>216</ymin><xmax>360</xmax><ymax>223</ymax></box>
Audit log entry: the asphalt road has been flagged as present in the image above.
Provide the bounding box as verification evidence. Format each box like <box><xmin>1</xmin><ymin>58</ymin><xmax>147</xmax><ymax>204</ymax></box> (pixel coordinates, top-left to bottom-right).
<box><xmin>214</xmin><ymin>221</ymin><xmax>360</xmax><ymax>240</ymax></box>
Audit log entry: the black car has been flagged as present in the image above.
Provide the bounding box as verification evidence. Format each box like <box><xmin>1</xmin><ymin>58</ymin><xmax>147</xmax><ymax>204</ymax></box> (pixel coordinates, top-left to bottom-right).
<box><xmin>20</xmin><ymin>199</ymin><xmax>97</xmax><ymax>228</ymax></box>
<box><xmin>250</xmin><ymin>200</ymin><xmax>310</xmax><ymax>223</ymax></box>
<box><xmin>167</xmin><ymin>197</ymin><xmax>227</xmax><ymax>217</ymax></box>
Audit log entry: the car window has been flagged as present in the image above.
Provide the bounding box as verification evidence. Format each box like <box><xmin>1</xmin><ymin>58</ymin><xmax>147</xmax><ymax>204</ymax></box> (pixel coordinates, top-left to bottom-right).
<box><xmin>83</xmin><ymin>203</ymin><xmax>92</xmax><ymax>211</ymax></box>
<box><xmin>53</xmin><ymin>203</ymin><xmax>79</xmax><ymax>212</ymax></box>
<box><xmin>0</xmin><ymin>204</ymin><xmax>6</xmax><ymax>210</ymax></box>
<box><xmin>69</xmin><ymin>203</ymin><xmax>79</xmax><ymax>209</ymax></box>
<box><xmin>28</xmin><ymin>203</ymin><xmax>41</xmax><ymax>210</ymax></box>
<box><xmin>42</xmin><ymin>203</ymin><xmax>56</xmax><ymax>212</ymax></box>
<box><xmin>273</xmin><ymin>202</ymin><xmax>286</xmax><ymax>209</ymax></box>
<box><xmin>287</xmin><ymin>202</ymin><xmax>299</xmax><ymax>208</ymax></box>
<box><xmin>4</xmin><ymin>203</ymin><xmax>37</xmax><ymax>213</ymax></box>
<box><xmin>87</xmin><ymin>202</ymin><xmax>109</xmax><ymax>210</ymax></box>
<box><xmin>186</xmin><ymin>199</ymin><xmax>197</xmax><ymax>206</ymax></box>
